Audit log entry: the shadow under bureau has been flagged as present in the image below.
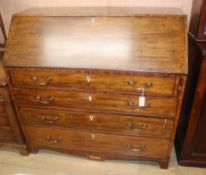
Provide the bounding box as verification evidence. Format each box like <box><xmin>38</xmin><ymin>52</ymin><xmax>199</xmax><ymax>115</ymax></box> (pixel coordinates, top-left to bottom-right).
<box><xmin>3</xmin><ymin>7</ymin><xmax>188</xmax><ymax>169</ymax></box>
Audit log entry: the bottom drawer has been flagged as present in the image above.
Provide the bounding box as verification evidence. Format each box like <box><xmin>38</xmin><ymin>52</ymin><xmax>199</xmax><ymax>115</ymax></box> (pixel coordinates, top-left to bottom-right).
<box><xmin>0</xmin><ymin>127</ymin><xmax>16</xmax><ymax>143</ymax></box>
<box><xmin>25</xmin><ymin>126</ymin><xmax>170</xmax><ymax>159</ymax></box>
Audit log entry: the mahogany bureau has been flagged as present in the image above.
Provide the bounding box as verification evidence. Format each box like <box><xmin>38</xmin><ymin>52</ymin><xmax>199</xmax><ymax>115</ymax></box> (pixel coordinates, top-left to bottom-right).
<box><xmin>3</xmin><ymin>7</ymin><xmax>188</xmax><ymax>168</ymax></box>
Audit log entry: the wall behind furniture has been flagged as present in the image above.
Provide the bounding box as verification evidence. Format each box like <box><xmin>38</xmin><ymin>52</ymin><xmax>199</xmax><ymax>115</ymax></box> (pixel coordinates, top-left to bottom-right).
<box><xmin>0</xmin><ymin>0</ymin><xmax>193</xmax><ymax>35</ymax></box>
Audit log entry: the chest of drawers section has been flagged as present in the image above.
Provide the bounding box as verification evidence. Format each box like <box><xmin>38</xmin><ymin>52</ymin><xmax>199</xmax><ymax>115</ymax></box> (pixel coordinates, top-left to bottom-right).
<box><xmin>7</xmin><ymin>68</ymin><xmax>186</xmax><ymax>168</ymax></box>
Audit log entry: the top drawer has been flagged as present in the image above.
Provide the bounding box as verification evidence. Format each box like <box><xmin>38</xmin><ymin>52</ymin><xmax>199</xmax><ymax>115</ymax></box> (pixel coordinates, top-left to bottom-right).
<box><xmin>9</xmin><ymin>68</ymin><xmax>177</xmax><ymax>96</ymax></box>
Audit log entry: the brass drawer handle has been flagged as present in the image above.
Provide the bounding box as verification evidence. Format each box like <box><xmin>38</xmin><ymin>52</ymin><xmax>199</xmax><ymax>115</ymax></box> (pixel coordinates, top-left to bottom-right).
<box><xmin>32</xmin><ymin>76</ymin><xmax>52</xmax><ymax>86</ymax></box>
<box><xmin>39</xmin><ymin>115</ymin><xmax>59</xmax><ymax>124</ymax></box>
<box><xmin>144</xmin><ymin>81</ymin><xmax>153</xmax><ymax>88</ymax></box>
<box><xmin>35</xmin><ymin>96</ymin><xmax>55</xmax><ymax>105</ymax></box>
<box><xmin>46</xmin><ymin>136</ymin><xmax>62</xmax><ymax>143</ymax></box>
<box><xmin>128</xmin><ymin>122</ymin><xmax>148</xmax><ymax>130</ymax></box>
<box><xmin>124</xmin><ymin>143</ymin><xmax>145</xmax><ymax>152</ymax></box>
<box><xmin>128</xmin><ymin>102</ymin><xmax>150</xmax><ymax>110</ymax></box>
<box><xmin>128</xmin><ymin>81</ymin><xmax>153</xmax><ymax>90</ymax></box>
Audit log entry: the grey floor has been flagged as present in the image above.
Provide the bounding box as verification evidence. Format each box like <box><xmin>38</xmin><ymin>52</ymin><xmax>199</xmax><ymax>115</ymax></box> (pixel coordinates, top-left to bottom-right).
<box><xmin>0</xmin><ymin>147</ymin><xmax>206</xmax><ymax>175</ymax></box>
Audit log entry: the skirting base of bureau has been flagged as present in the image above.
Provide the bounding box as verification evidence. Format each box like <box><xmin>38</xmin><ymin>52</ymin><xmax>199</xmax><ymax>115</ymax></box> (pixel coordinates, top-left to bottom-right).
<box><xmin>29</xmin><ymin>147</ymin><xmax>170</xmax><ymax>169</ymax></box>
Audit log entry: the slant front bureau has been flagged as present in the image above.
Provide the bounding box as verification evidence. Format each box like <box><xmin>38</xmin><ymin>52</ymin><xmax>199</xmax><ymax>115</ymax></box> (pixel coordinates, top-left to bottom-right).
<box><xmin>3</xmin><ymin>7</ymin><xmax>188</xmax><ymax>169</ymax></box>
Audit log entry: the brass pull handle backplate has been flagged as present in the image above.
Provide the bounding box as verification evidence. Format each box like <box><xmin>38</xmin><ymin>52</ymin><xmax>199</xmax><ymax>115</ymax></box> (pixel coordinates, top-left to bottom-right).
<box><xmin>39</xmin><ymin>115</ymin><xmax>59</xmax><ymax>124</ymax></box>
<box><xmin>128</xmin><ymin>81</ymin><xmax>153</xmax><ymax>90</ymax></box>
<box><xmin>128</xmin><ymin>122</ymin><xmax>148</xmax><ymax>130</ymax></box>
<box><xmin>128</xmin><ymin>101</ymin><xmax>150</xmax><ymax>111</ymax></box>
<box><xmin>46</xmin><ymin>136</ymin><xmax>62</xmax><ymax>143</ymax></box>
<box><xmin>124</xmin><ymin>143</ymin><xmax>145</xmax><ymax>152</ymax></box>
<box><xmin>35</xmin><ymin>96</ymin><xmax>55</xmax><ymax>105</ymax></box>
<box><xmin>32</xmin><ymin>76</ymin><xmax>52</xmax><ymax>85</ymax></box>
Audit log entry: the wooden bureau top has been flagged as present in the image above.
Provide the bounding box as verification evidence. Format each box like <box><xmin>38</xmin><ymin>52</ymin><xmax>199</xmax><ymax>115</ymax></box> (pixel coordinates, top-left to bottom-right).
<box><xmin>3</xmin><ymin>7</ymin><xmax>188</xmax><ymax>74</ymax></box>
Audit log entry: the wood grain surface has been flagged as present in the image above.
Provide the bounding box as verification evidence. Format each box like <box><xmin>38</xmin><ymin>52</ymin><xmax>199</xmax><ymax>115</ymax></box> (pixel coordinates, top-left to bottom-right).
<box><xmin>12</xmin><ymin>88</ymin><xmax>178</xmax><ymax>117</ymax></box>
<box><xmin>3</xmin><ymin>8</ymin><xmax>188</xmax><ymax>74</ymax></box>
<box><xmin>10</xmin><ymin>68</ymin><xmax>177</xmax><ymax>96</ymax></box>
<box><xmin>25</xmin><ymin>126</ymin><xmax>170</xmax><ymax>159</ymax></box>
<box><xmin>19</xmin><ymin>106</ymin><xmax>174</xmax><ymax>138</ymax></box>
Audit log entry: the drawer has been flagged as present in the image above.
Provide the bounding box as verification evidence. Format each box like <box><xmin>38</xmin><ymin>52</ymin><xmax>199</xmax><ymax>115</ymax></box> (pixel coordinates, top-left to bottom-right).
<box><xmin>10</xmin><ymin>68</ymin><xmax>177</xmax><ymax>96</ymax></box>
<box><xmin>19</xmin><ymin>107</ymin><xmax>174</xmax><ymax>138</ymax></box>
<box><xmin>0</xmin><ymin>127</ymin><xmax>16</xmax><ymax>143</ymax></box>
<box><xmin>25</xmin><ymin>126</ymin><xmax>170</xmax><ymax>159</ymax></box>
<box><xmin>12</xmin><ymin>88</ymin><xmax>177</xmax><ymax>117</ymax></box>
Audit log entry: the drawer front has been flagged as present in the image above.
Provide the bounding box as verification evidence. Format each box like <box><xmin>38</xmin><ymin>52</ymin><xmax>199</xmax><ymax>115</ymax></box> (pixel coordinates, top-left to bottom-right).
<box><xmin>12</xmin><ymin>88</ymin><xmax>177</xmax><ymax>117</ymax></box>
<box><xmin>19</xmin><ymin>107</ymin><xmax>174</xmax><ymax>138</ymax></box>
<box><xmin>25</xmin><ymin>126</ymin><xmax>169</xmax><ymax>159</ymax></box>
<box><xmin>0</xmin><ymin>127</ymin><xmax>16</xmax><ymax>142</ymax></box>
<box><xmin>10</xmin><ymin>68</ymin><xmax>176</xmax><ymax>96</ymax></box>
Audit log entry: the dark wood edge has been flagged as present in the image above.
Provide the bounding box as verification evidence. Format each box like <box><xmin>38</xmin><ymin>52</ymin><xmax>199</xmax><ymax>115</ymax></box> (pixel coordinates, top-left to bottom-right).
<box><xmin>6</xmin><ymin>67</ymin><xmax>187</xmax><ymax>77</ymax></box>
<box><xmin>175</xmin><ymin>135</ymin><xmax>206</xmax><ymax>167</ymax></box>
<box><xmin>175</xmin><ymin>139</ymin><xmax>206</xmax><ymax>167</ymax></box>
<box><xmin>177</xmin><ymin>160</ymin><xmax>206</xmax><ymax>167</ymax></box>
<box><xmin>197</xmin><ymin>0</ymin><xmax>206</xmax><ymax>41</ymax></box>
<box><xmin>174</xmin><ymin>135</ymin><xmax>182</xmax><ymax>162</ymax></box>
<box><xmin>0</xmin><ymin>12</ymin><xmax>7</xmax><ymax>47</ymax></box>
